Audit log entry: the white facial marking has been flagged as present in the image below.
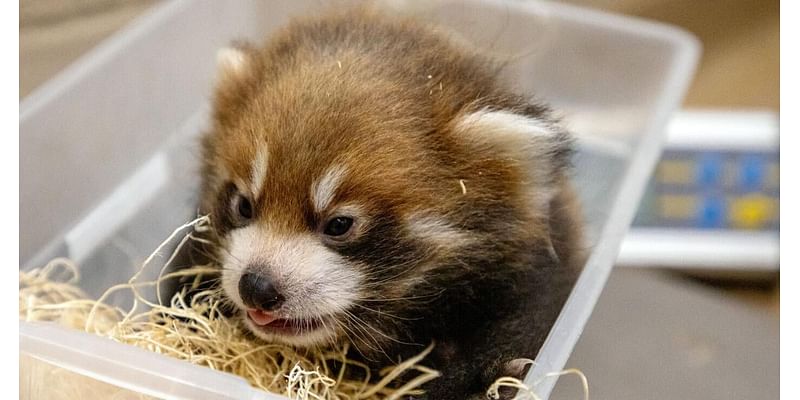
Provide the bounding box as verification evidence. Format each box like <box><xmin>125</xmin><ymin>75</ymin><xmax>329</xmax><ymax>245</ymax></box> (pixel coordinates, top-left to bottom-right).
<box><xmin>250</xmin><ymin>148</ymin><xmax>269</xmax><ymax>197</ymax></box>
<box><xmin>221</xmin><ymin>225</ymin><xmax>362</xmax><ymax>346</ymax></box>
<box><xmin>407</xmin><ymin>213</ymin><xmax>472</xmax><ymax>250</ymax></box>
<box><xmin>216</xmin><ymin>47</ymin><xmax>248</xmax><ymax>77</ymax></box>
<box><xmin>312</xmin><ymin>165</ymin><xmax>347</xmax><ymax>212</ymax></box>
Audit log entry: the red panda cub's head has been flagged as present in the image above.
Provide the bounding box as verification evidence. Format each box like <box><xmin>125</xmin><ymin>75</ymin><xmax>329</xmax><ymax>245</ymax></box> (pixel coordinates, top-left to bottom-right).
<box><xmin>198</xmin><ymin>10</ymin><xmax>575</xmax><ymax>353</ymax></box>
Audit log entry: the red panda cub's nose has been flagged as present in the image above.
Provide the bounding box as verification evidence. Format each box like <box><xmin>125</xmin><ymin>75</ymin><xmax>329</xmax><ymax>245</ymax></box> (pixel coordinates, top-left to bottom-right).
<box><xmin>238</xmin><ymin>272</ymin><xmax>285</xmax><ymax>311</ymax></box>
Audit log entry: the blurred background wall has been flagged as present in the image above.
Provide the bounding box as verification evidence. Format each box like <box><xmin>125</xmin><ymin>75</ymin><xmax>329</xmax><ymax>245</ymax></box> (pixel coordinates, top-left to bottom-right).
<box><xmin>20</xmin><ymin>1</ymin><xmax>779</xmax><ymax>399</ymax></box>
<box><xmin>20</xmin><ymin>0</ymin><xmax>780</xmax><ymax>108</ymax></box>
<box><xmin>567</xmin><ymin>0</ymin><xmax>778</xmax><ymax>109</ymax></box>
<box><xmin>20</xmin><ymin>0</ymin><xmax>155</xmax><ymax>98</ymax></box>
<box><xmin>560</xmin><ymin>3</ymin><xmax>779</xmax><ymax>399</ymax></box>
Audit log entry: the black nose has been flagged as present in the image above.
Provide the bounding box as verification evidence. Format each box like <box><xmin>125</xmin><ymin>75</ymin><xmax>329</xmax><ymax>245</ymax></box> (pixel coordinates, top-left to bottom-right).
<box><xmin>238</xmin><ymin>273</ymin><xmax>285</xmax><ymax>311</ymax></box>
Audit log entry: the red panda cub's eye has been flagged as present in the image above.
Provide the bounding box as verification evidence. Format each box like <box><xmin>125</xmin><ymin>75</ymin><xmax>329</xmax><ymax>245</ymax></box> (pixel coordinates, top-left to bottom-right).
<box><xmin>323</xmin><ymin>216</ymin><xmax>354</xmax><ymax>238</ymax></box>
<box><xmin>234</xmin><ymin>194</ymin><xmax>254</xmax><ymax>221</ymax></box>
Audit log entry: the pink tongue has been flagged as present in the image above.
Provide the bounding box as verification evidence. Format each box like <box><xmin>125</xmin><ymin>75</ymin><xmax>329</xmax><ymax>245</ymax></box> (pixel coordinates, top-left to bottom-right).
<box><xmin>247</xmin><ymin>309</ymin><xmax>278</xmax><ymax>326</ymax></box>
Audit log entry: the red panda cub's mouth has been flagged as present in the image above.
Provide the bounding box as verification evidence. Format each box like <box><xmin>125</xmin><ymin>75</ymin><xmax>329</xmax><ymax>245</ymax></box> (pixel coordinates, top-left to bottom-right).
<box><xmin>246</xmin><ymin>309</ymin><xmax>326</xmax><ymax>335</ymax></box>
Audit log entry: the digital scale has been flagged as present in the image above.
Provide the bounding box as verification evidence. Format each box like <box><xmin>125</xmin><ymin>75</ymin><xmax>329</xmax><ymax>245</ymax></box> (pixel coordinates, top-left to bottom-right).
<box><xmin>618</xmin><ymin>110</ymin><xmax>780</xmax><ymax>270</ymax></box>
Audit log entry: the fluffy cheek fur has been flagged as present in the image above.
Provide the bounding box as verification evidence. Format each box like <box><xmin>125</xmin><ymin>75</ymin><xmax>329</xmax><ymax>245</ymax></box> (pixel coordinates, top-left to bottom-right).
<box><xmin>220</xmin><ymin>226</ymin><xmax>363</xmax><ymax>347</ymax></box>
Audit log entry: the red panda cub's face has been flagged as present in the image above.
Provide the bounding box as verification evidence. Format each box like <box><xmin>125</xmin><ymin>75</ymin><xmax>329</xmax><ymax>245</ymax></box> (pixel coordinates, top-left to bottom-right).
<box><xmin>200</xmin><ymin>14</ymin><xmax>572</xmax><ymax>352</ymax></box>
<box><xmin>209</xmin><ymin>108</ymin><xmax>449</xmax><ymax>348</ymax></box>
<box><xmin>203</xmin><ymin>56</ymin><xmax>454</xmax><ymax>348</ymax></box>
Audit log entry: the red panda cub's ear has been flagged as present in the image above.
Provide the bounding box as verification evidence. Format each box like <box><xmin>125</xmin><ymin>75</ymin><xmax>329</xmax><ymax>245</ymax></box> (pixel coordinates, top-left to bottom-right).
<box><xmin>216</xmin><ymin>46</ymin><xmax>252</xmax><ymax>81</ymax></box>
<box><xmin>451</xmin><ymin>108</ymin><xmax>572</xmax><ymax>210</ymax></box>
<box><xmin>213</xmin><ymin>42</ymin><xmax>262</xmax><ymax>127</ymax></box>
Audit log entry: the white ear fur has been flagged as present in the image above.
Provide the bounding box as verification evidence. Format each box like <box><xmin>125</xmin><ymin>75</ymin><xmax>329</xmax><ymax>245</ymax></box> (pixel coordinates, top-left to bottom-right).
<box><xmin>216</xmin><ymin>47</ymin><xmax>249</xmax><ymax>79</ymax></box>
<box><xmin>452</xmin><ymin>109</ymin><xmax>563</xmax><ymax>209</ymax></box>
<box><xmin>453</xmin><ymin>109</ymin><xmax>556</xmax><ymax>153</ymax></box>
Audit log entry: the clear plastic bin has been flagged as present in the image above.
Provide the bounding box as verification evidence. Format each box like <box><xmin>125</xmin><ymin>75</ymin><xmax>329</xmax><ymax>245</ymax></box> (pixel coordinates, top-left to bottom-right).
<box><xmin>19</xmin><ymin>0</ymin><xmax>700</xmax><ymax>398</ymax></box>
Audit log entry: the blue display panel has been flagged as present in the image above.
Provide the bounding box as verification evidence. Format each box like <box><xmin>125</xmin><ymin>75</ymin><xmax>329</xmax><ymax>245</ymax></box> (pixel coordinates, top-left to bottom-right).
<box><xmin>634</xmin><ymin>149</ymin><xmax>779</xmax><ymax>231</ymax></box>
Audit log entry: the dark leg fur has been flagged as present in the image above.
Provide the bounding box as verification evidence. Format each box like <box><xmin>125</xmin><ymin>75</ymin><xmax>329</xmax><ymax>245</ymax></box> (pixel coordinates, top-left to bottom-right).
<box><xmin>405</xmin><ymin>185</ymin><xmax>583</xmax><ymax>399</ymax></box>
<box><xmin>416</xmin><ymin>263</ymin><xmax>577</xmax><ymax>399</ymax></box>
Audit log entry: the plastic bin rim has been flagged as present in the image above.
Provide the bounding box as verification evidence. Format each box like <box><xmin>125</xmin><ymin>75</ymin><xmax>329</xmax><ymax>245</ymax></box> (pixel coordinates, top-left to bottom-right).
<box><xmin>18</xmin><ymin>1</ymin><xmax>701</xmax><ymax>399</ymax></box>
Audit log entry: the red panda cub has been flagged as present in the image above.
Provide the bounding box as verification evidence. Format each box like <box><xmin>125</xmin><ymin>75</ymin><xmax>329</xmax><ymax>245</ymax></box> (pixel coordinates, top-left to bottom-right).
<box><xmin>198</xmin><ymin>7</ymin><xmax>583</xmax><ymax>400</ymax></box>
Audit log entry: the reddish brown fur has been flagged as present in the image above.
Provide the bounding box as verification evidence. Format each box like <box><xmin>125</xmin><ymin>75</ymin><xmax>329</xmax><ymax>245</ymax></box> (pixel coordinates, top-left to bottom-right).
<box><xmin>203</xmin><ymin>8</ymin><xmax>562</xmax><ymax>237</ymax></box>
<box><xmin>197</xmin><ymin>7</ymin><xmax>583</xmax><ymax>399</ymax></box>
